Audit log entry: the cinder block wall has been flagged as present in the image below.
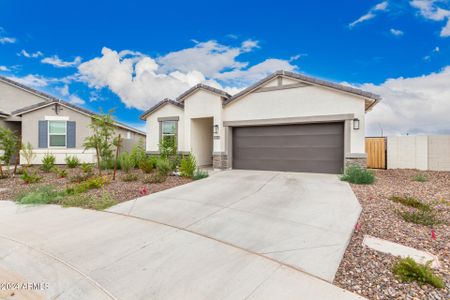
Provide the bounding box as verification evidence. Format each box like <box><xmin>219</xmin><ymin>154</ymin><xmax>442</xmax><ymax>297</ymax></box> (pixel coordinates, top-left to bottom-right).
<box><xmin>387</xmin><ymin>136</ymin><xmax>450</xmax><ymax>171</ymax></box>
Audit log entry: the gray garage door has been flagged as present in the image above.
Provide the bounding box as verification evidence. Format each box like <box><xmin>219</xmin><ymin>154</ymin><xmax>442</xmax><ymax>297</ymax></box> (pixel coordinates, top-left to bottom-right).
<box><xmin>232</xmin><ymin>122</ymin><xmax>344</xmax><ymax>174</ymax></box>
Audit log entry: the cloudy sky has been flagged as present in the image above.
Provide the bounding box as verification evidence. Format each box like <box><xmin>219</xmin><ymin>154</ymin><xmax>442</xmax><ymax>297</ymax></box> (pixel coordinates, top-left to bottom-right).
<box><xmin>0</xmin><ymin>0</ymin><xmax>449</xmax><ymax>135</ymax></box>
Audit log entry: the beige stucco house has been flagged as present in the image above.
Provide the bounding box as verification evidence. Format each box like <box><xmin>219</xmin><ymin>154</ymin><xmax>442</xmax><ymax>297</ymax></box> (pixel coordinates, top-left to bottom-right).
<box><xmin>141</xmin><ymin>71</ymin><xmax>380</xmax><ymax>174</ymax></box>
<box><xmin>0</xmin><ymin>75</ymin><xmax>145</xmax><ymax>164</ymax></box>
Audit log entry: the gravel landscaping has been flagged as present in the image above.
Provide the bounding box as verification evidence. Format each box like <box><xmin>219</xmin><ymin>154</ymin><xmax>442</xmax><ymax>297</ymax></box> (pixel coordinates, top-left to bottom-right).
<box><xmin>335</xmin><ymin>169</ymin><xmax>450</xmax><ymax>300</ymax></box>
<box><xmin>0</xmin><ymin>166</ymin><xmax>192</xmax><ymax>203</ymax></box>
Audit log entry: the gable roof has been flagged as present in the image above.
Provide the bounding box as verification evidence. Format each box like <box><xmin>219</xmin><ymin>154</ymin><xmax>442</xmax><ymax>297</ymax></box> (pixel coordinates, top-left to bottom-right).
<box><xmin>11</xmin><ymin>99</ymin><xmax>146</xmax><ymax>136</ymax></box>
<box><xmin>0</xmin><ymin>110</ymin><xmax>10</xmax><ymax>118</ymax></box>
<box><xmin>223</xmin><ymin>70</ymin><xmax>381</xmax><ymax>110</ymax></box>
<box><xmin>0</xmin><ymin>75</ymin><xmax>57</xmax><ymax>103</ymax></box>
<box><xmin>176</xmin><ymin>83</ymin><xmax>230</xmax><ymax>102</ymax></box>
<box><xmin>140</xmin><ymin>98</ymin><xmax>184</xmax><ymax>120</ymax></box>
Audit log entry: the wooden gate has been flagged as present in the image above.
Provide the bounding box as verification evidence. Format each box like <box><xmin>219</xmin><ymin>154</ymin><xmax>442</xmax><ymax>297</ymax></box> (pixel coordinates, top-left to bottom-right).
<box><xmin>365</xmin><ymin>137</ymin><xmax>386</xmax><ymax>169</ymax></box>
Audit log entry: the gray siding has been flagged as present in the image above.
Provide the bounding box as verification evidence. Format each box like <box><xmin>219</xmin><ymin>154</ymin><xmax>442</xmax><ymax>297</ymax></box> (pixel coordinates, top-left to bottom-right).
<box><xmin>21</xmin><ymin>104</ymin><xmax>145</xmax><ymax>152</ymax></box>
<box><xmin>0</xmin><ymin>80</ymin><xmax>49</xmax><ymax>114</ymax></box>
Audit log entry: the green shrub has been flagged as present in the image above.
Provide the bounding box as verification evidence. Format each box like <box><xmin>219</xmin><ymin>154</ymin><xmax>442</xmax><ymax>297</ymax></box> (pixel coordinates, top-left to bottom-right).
<box><xmin>143</xmin><ymin>172</ymin><xmax>167</xmax><ymax>184</ymax></box>
<box><xmin>16</xmin><ymin>185</ymin><xmax>63</xmax><ymax>205</ymax></box>
<box><xmin>66</xmin><ymin>176</ymin><xmax>109</xmax><ymax>195</ymax></box>
<box><xmin>21</xmin><ymin>170</ymin><xmax>41</xmax><ymax>184</ymax></box>
<box><xmin>159</xmin><ymin>136</ymin><xmax>177</xmax><ymax>159</ymax></box>
<box><xmin>340</xmin><ymin>165</ymin><xmax>375</xmax><ymax>184</ymax></box>
<box><xmin>65</xmin><ymin>156</ymin><xmax>80</xmax><ymax>168</ymax></box>
<box><xmin>121</xmin><ymin>173</ymin><xmax>138</xmax><ymax>182</ymax></box>
<box><xmin>413</xmin><ymin>173</ymin><xmax>428</xmax><ymax>182</ymax></box>
<box><xmin>69</xmin><ymin>173</ymin><xmax>90</xmax><ymax>183</ymax></box>
<box><xmin>156</xmin><ymin>157</ymin><xmax>172</xmax><ymax>177</ymax></box>
<box><xmin>193</xmin><ymin>168</ymin><xmax>209</xmax><ymax>180</ymax></box>
<box><xmin>53</xmin><ymin>167</ymin><xmax>68</xmax><ymax>178</ymax></box>
<box><xmin>399</xmin><ymin>210</ymin><xmax>440</xmax><ymax>226</ymax></box>
<box><xmin>41</xmin><ymin>154</ymin><xmax>56</xmax><ymax>172</ymax></box>
<box><xmin>21</xmin><ymin>142</ymin><xmax>35</xmax><ymax>167</ymax></box>
<box><xmin>100</xmin><ymin>158</ymin><xmax>116</xmax><ymax>170</ymax></box>
<box><xmin>139</xmin><ymin>157</ymin><xmax>156</xmax><ymax>174</ymax></box>
<box><xmin>130</xmin><ymin>139</ymin><xmax>146</xmax><ymax>168</ymax></box>
<box><xmin>61</xmin><ymin>192</ymin><xmax>117</xmax><ymax>210</ymax></box>
<box><xmin>180</xmin><ymin>154</ymin><xmax>196</xmax><ymax>178</ymax></box>
<box><xmin>393</xmin><ymin>257</ymin><xmax>444</xmax><ymax>288</ymax></box>
<box><xmin>81</xmin><ymin>163</ymin><xmax>94</xmax><ymax>174</ymax></box>
<box><xmin>119</xmin><ymin>152</ymin><xmax>133</xmax><ymax>173</ymax></box>
<box><xmin>389</xmin><ymin>196</ymin><xmax>431</xmax><ymax>211</ymax></box>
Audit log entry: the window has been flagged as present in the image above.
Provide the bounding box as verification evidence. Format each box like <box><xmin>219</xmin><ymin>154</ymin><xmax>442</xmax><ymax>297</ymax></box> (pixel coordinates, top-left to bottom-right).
<box><xmin>48</xmin><ymin>121</ymin><xmax>66</xmax><ymax>147</ymax></box>
<box><xmin>161</xmin><ymin>120</ymin><xmax>176</xmax><ymax>142</ymax></box>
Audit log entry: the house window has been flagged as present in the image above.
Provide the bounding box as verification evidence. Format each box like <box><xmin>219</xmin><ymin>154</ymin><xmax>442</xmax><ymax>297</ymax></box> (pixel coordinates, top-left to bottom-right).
<box><xmin>48</xmin><ymin>121</ymin><xmax>67</xmax><ymax>147</ymax></box>
<box><xmin>161</xmin><ymin>120</ymin><xmax>177</xmax><ymax>143</ymax></box>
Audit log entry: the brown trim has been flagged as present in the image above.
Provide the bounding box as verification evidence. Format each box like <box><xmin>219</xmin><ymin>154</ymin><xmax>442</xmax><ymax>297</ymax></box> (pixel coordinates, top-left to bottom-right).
<box><xmin>140</xmin><ymin>98</ymin><xmax>184</xmax><ymax>120</ymax></box>
<box><xmin>157</xmin><ymin>116</ymin><xmax>180</xmax><ymax>122</ymax></box>
<box><xmin>176</xmin><ymin>84</ymin><xmax>231</xmax><ymax>102</ymax></box>
<box><xmin>223</xmin><ymin>113</ymin><xmax>354</xmax><ymax>127</ymax></box>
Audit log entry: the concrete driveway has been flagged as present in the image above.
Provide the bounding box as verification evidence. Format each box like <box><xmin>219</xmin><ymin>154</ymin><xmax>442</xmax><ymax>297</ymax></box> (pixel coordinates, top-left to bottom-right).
<box><xmin>0</xmin><ymin>170</ymin><xmax>362</xmax><ymax>299</ymax></box>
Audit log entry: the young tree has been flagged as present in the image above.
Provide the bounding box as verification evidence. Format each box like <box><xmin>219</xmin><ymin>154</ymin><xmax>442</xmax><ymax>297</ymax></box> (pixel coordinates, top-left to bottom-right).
<box><xmin>83</xmin><ymin>112</ymin><xmax>117</xmax><ymax>175</ymax></box>
<box><xmin>0</xmin><ymin>127</ymin><xmax>19</xmax><ymax>176</ymax></box>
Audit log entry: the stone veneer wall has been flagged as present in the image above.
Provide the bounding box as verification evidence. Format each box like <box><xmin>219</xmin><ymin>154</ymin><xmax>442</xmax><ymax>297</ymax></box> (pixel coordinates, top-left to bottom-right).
<box><xmin>213</xmin><ymin>153</ymin><xmax>229</xmax><ymax>169</ymax></box>
<box><xmin>344</xmin><ymin>155</ymin><xmax>367</xmax><ymax>169</ymax></box>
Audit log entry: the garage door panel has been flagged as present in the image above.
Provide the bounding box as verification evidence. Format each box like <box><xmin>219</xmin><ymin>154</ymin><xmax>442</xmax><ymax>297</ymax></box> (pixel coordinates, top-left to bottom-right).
<box><xmin>234</xmin><ymin>134</ymin><xmax>343</xmax><ymax>148</ymax></box>
<box><xmin>232</xmin><ymin>123</ymin><xmax>344</xmax><ymax>174</ymax></box>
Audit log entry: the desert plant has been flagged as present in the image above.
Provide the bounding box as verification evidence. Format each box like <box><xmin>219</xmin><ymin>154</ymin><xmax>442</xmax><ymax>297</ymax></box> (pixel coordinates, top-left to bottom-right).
<box><xmin>53</xmin><ymin>167</ymin><xmax>68</xmax><ymax>178</ymax></box>
<box><xmin>20</xmin><ymin>170</ymin><xmax>41</xmax><ymax>184</ymax></box>
<box><xmin>60</xmin><ymin>192</ymin><xmax>117</xmax><ymax>210</ymax></box>
<box><xmin>143</xmin><ymin>172</ymin><xmax>167</xmax><ymax>184</ymax></box>
<box><xmin>21</xmin><ymin>142</ymin><xmax>35</xmax><ymax>167</ymax></box>
<box><xmin>83</xmin><ymin>112</ymin><xmax>118</xmax><ymax>175</ymax></box>
<box><xmin>341</xmin><ymin>165</ymin><xmax>375</xmax><ymax>184</ymax></box>
<box><xmin>180</xmin><ymin>154</ymin><xmax>196</xmax><ymax>178</ymax></box>
<box><xmin>16</xmin><ymin>185</ymin><xmax>63</xmax><ymax>204</ymax></box>
<box><xmin>130</xmin><ymin>139</ymin><xmax>146</xmax><ymax>168</ymax></box>
<box><xmin>41</xmin><ymin>153</ymin><xmax>56</xmax><ymax>172</ymax></box>
<box><xmin>81</xmin><ymin>163</ymin><xmax>94</xmax><ymax>174</ymax></box>
<box><xmin>413</xmin><ymin>173</ymin><xmax>428</xmax><ymax>182</ymax></box>
<box><xmin>399</xmin><ymin>209</ymin><xmax>440</xmax><ymax>226</ymax></box>
<box><xmin>69</xmin><ymin>173</ymin><xmax>90</xmax><ymax>183</ymax></box>
<box><xmin>156</xmin><ymin>157</ymin><xmax>172</xmax><ymax>177</ymax></box>
<box><xmin>389</xmin><ymin>196</ymin><xmax>431</xmax><ymax>211</ymax></box>
<box><xmin>65</xmin><ymin>156</ymin><xmax>80</xmax><ymax>168</ymax></box>
<box><xmin>393</xmin><ymin>257</ymin><xmax>444</xmax><ymax>288</ymax></box>
<box><xmin>159</xmin><ymin>136</ymin><xmax>177</xmax><ymax>159</ymax></box>
<box><xmin>100</xmin><ymin>158</ymin><xmax>117</xmax><ymax>170</ymax></box>
<box><xmin>119</xmin><ymin>152</ymin><xmax>133</xmax><ymax>173</ymax></box>
<box><xmin>66</xmin><ymin>176</ymin><xmax>109</xmax><ymax>195</ymax></box>
<box><xmin>139</xmin><ymin>157</ymin><xmax>157</xmax><ymax>174</ymax></box>
<box><xmin>0</xmin><ymin>127</ymin><xmax>19</xmax><ymax>174</ymax></box>
<box><xmin>193</xmin><ymin>168</ymin><xmax>209</xmax><ymax>180</ymax></box>
<box><xmin>121</xmin><ymin>173</ymin><xmax>138</xmax><ymax>182</ymax></box>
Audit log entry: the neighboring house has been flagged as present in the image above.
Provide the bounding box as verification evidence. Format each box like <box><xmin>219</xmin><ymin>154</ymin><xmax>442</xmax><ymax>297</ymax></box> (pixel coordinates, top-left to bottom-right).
<box><xmin>141</xmin><ymin>70</ymin><xmax>380</xmax><ymax>174</ymax></box>
<box><xmin>0</xmin><ymin>76</ymin><xmax>145</xmax><ymax>164</ymax></box>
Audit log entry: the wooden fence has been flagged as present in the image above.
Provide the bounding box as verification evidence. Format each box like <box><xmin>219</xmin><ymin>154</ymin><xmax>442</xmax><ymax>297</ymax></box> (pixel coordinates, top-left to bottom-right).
<box><xmin>365</xmin><ymin>137</ymin><xmax>386</xmax><ymax>169</ymax></box>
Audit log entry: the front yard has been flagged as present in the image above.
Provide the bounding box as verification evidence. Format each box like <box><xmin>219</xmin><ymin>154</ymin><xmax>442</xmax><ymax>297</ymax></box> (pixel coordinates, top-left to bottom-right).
<box><xmin>0</xmin><ymin>166</ymin><xmax>192</xmax><ymax>208</ymax></box>
<box><xmin>335</xmin><ymin>169</ymin><xmax>450</xmax><ymax>300</ymax></box>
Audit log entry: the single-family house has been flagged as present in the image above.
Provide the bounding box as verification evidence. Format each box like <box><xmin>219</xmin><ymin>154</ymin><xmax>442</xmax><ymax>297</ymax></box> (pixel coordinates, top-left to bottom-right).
<box><xmin>0</xmin><ymin>75</ymin><xmax>145</xmax><ymax>164</ymax></box>
<box><xmin>141</xmin><ymin>70</ymin><xmax>380</xmax><ymax>174</ymax></box>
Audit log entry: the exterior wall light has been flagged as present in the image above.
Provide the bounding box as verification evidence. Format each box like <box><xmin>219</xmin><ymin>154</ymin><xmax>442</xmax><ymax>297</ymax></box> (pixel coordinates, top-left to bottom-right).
<box><xmin>213</xmin><ymin>124</ymin><xmax>219</xmax><ymax>134</ymax></box>
<box><xmin>353</xmin><ymin>118</ymin><xmax>360</xmax><ymax>130</ymax></box>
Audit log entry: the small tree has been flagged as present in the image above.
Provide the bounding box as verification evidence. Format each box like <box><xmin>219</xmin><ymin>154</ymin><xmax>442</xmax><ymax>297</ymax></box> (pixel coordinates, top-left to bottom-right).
<box><xmin>21</xmin><ymin>142</ymin><xmax>36</xmax><ymax>167</ymax></box>
<box><xmin>0</xmin><ymin>127</ymin><xmax>19</xmax><ymax>176</ymax></box>
<box><xmin>83</xmin><ymin>112</ymin><xmax>117</xmax><ymax>175</ymax></box>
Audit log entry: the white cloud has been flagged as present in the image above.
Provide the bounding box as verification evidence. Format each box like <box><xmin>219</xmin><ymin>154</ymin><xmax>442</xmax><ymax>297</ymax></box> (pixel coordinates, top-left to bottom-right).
<box><xmin>0</xmin><ymin>37</ymin><xmax>16</xmax><ymax>44</ymax></box>
<box><xmin>390</xmin><ymin>28</ymin><xmax>404</xmax><ymax>36</ymax></box>
<box><xmin>410</xmin><ymin>0</ymin><xmax>450</xmax><ymax>37</ymax></box>
<box><xmin>68</xmin><ymin>95</ymin><xmax>85</xmax><ymax>105</ymax></box>
<box><xmin>349</xmin><ymin>1</ymin><xmax>388</xmax><ymax>27</ymax></box>
<box><xmin>441</xmin><ymin>18</ymin><xmax>450</xmax><ymax>36</ymax></box>
<box><xmin>18</xmin><ymin>49</ymin><xmax>43</xmax><ymax>58</ymax></box>
<box><xmin>0</xmin><ymin>66</ymin><xmax>9</xmax><ymax>71</ymax></box>
<box><xmin>157</xmin><ymin>40</ymin><xmax>249</xmax><ymax>77</ymax></box>
<box><xmin>6</xmin><ymin>74</ymin><xmax>52</xmax><ymax>87</ymax></box>
<box><xmin>57</xmin><ymin>84</ymin><xmax>70</xmax><ymax>96</ymax></box>
<box><xmin>41</xmin><ymin>55</ymin><xmax>82</xmax><ymax>68</ymax></box>
<box><xmin>78</xmin><ymin>41</ymin><xmax>297</xmax><ymax>110</ymax></box>
<box><xmin>362</xmin><ymin>66</ymin><xmax>450</xmax><ymax>135</ymax></box>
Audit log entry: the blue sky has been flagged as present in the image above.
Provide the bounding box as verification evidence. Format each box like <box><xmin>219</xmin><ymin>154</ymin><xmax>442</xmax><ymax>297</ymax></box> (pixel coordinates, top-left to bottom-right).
<box><xmin>1</xmin><ymin>0</ymin><xmax>449</xmax><ymax>135</ymax></box>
